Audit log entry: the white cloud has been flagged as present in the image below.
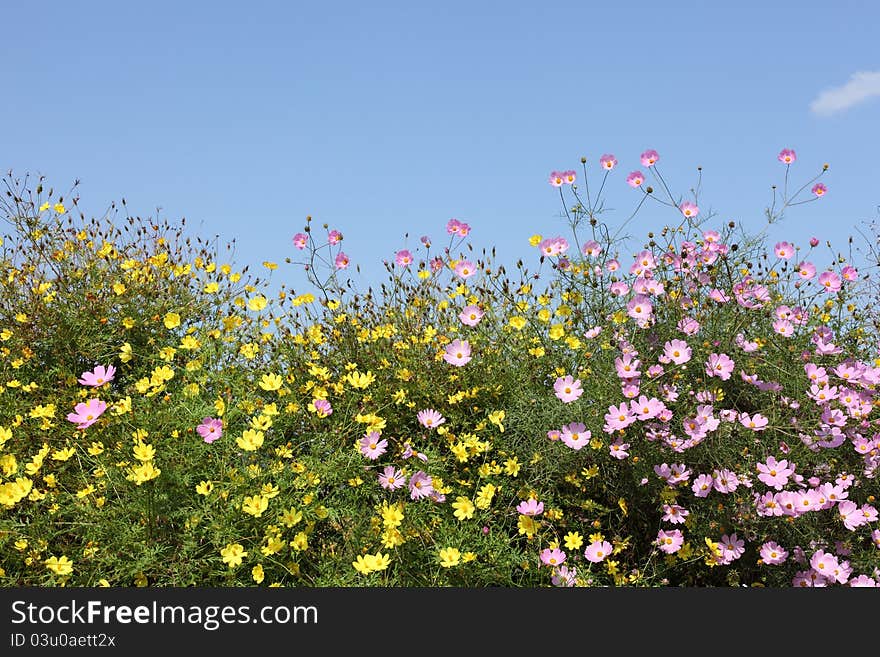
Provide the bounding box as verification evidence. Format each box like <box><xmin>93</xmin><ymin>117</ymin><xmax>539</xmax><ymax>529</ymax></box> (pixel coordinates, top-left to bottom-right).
<box><xmin>810</xmin><ymin>71</ymin><xmax>880</xmax><ymax>116</ymax></box>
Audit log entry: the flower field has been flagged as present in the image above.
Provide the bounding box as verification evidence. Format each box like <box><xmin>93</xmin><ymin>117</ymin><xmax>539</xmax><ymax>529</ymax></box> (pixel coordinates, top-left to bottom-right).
<box><xmin>1</xmin><ymin>150</ymin><xmax>878</xmax><ymax>587</ymax></box>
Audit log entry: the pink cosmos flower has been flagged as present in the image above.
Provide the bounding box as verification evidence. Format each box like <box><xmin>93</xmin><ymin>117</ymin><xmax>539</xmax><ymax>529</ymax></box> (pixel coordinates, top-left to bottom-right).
<box><xmin>582</xmin><ymin>240</ymin><xmax>602</xmax><ymax>257</ymax></box>
<box><xmin>640</xmin><ymin>149</ymin><xmax>660</xmax><ymax>167</ymax></box>
<box><xmin>562</xmin><ymin>170</ymin><xmax>577</xmax><ymax>184</ymax></box>
<box><xmin>408</xmin><ymin>471</ymin><xmax>434</xmax><ymax>500</ymax></box>
<box><xmin>395</xmin><ymin>250</ymin><xmax>413</xmax><ymax>267</ymax></box>
<box><xmin>680</xmin><ymin>201</ymin><xmax>699</xmax><ymax>219</ymax></box>
<box><xmin>797</xmin><ymin>261</ymin><xmax>816</xmax><ymax>280</ymax></box>
<box><xmin>609</xmin><ymin>281</ymin><xmax>630</xmax><ymax>296</ymax></box>
<box><xmin>713</xmin><ymin>468</ymin><xmax>740</xmax><ymax>494</ymax></box>
<box><xmin>662</xmin><ymin>339</ymin><xmax>692</xmax><ymax>365</ymax></box>
<box><xmin>312</xmin><ymin>399</ymin><xmax>332</xmax><ymax>417</ymax></box>
<box><xmin>454</xmin><ymin>260</ymin><xmax>476</xmax><ymax>279</ymax></box>
<box><xmin>705</xmin><ymin>352</ymin><xmax>734</xmax><ymax>380</ymax></box>
<box><xmin>584</xmin><ymin>540</ymin><xmax>613</xmax><ymax>563</ymax></box>
<box><xmin>516</xmin><ymin>498</ymin><xmax>544</xmax><ymax>516</ymax></box>
<box><xmin>554</xmin><ymin>376</ymin><xmax>583</xmax><ymax>403</ymax></box>
<box><xmin>609</xmin><ymin>439</ymin><xmax>630</xmax><ymax>459</ymax></box>
<box><xmin>773</xmin><ymin>319</ymin><xmax>794</xmax><ymax>337</ymax></box>
<box><xmin>378</xmin><ymin>466</ymin><xmax>406</xmax><ymax>491</ymax></box>
<box><xmin>417</xmin><ymin>408</ymin><xmax>445</xmax><ymax>429</ymax></box>
<box><xmin>778</xmin><ymin>148</ymin><xmax>796</xmax><ymax>164</ymax></box>
<box><xmin>849</xmin><ymin>575</ymin><xmax>878</xmax><ymax>587</ymax></box>
<box><xmin>837</xmin><ymin>500</ymin><xmax>864</xmax><ymax>531</ymax></box>
<box><xmin>756</xmin><ymin>457</ymin><xmax>793</xmax><ymax>490</ymax></box>
<box><xmin>759</xmin><ymin>541</ymin><xmax>788</xmax><ymax>565</ymax></box>
<box><xmin>446</xmin><ymin>218</ymin><xmax>465</xmax><ymax>235</ymax></box>
<box><xmin>327</xmin><ymin>229</ymin><xmax>343</xmax><ymax>245</ymax></box>
<box><xmin>656</xmin><ymin>529</ymin><xmax>684</xmax><ymax>554</ymax></box>
<box><xmin>661</xmin><ymin>504</ymin><xmax>689</xmax><ymax>525</ymax></box>
<box><xmin>538</xmin><ymin>236</ymin><xmax>569</xmax><ymax>257</ymax></box>
<box><xmin>551</xmin><ymin>565</ymin><xmax>577</xmax><ymax>587</ymax></box>
<box><xmin>292</xmin><ymin>233</ymin><xmax>308</xmax><ymax>249</ymax></box>
<box><xmin>78</xmin><ymin>364</ymin><xmax>116</xmax><ymax>387</ymax></box>
<box><xmin>774</xmin><ymin>242</ymin><xmax>795</xmax><ymax>259</ymax></box>
<box><xmin>810</xmin><ymin>236</ymin><xmax>820</xmax><ymax>247</ymax></box>
<box><xmin>603</xmin><ymin>402</ymin><xmax>636</xmax><ymax>433</ymax></box>
<box><xmin>810</xmin><ymin>549</ymin><xmax>839</xmax><ymax>577</ymax></box>
<box><xmin>334</xmin><ymin>252</ymin><xmax>350</xmax><ymax>269</ymax></box>
<box><xmin>458</xmin><ymin>305</ymin><xmax>485</xmax><ymax>326</ymax></box>
<box><xmin>540</xmin><ymin>548</ymin><xmax>566</xmax><ymax>567</ymax></box>
<box><xmin>358</xmin><ymin>432</ymin><xmax>388</xmax><ymax>460</ymax></box>
<box><xmin>560</xmin><ymin>422</ymin><xmax>590</xmax><ymax>451</ymax></box>
<box><xmin>627</xmin><ymin>294</ymin><xmax>653</xmax><ymax>321</ymax></box>
<box><xmin>443</xmin><ymin>339</ymin><xmax>472</xmax><ymax>367</ymax></box>
<box><xmin>812</xmin><ymin>183</ymin><xmax>827</xmax><ymax>197</ymax></box>
<box><xmin>677</xmin><ymin>317</ymin><xmax>700</xmax><ymax>336</ymax></box>
<box><xmin>739</xmin><ymin>412</ymin><xmax>769</xmax><ymax>432</ymax></box>
<box><xmin>66</xmin><ymin>398</ymin><xmax>108</xmax><ymax>430</ymax></box>
<box><xmin>549</xmin><ymin>171</ymin><xmax>565</xmax><ymax>187</ymax></box>
<box><xmin>719</xmin><ymin>534</ymin><xmax>746</xmax><ymax>562</ymax></box>
<box><xmin>840</xmin><ymin>265</ymin><xmax>858</xmax><ymax>282</ymax></box>
<box><xmin>599</xmin><ymin>154</ymin><xmax>617</xmax><ymax>170</ymax></box>
<box><xmin>818</xmin><ymin>271</ymin><xmax>841</xmax><ymax>292</ymax></box>
<box><xmin>197</xmin><ymin>417</ymin><xmax>223</xmax><ymax>444</ymax></box>
<box><xmin>626</xmin><ymin>171</ymin><xmax>645</xmax><ymax>188</ymax></box>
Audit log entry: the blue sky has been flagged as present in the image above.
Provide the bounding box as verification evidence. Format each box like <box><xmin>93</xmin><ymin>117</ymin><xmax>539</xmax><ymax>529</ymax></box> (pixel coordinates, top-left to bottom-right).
<box><xmin>2</xmin><ymin>0</ymin><xmax>878</xmax><ymax>295</ymax></box>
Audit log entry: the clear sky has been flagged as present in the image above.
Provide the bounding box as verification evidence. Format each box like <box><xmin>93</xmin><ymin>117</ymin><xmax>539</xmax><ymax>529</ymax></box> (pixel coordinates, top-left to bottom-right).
<box><xmin>2</xmin><ymin>0</ymin><xmax>878</xmax><ymax>295</ymax></box>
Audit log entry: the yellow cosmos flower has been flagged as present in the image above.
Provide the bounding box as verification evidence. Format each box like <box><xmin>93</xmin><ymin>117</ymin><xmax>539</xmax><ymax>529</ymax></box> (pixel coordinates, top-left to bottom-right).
<box><xmin>45</xmin><ymin>555</ymin><xmax>73</xmax><ymax>576</ymax></box>
<box><xmin>438</xmin><ymin>547</ymin><xmax>461</xmax><ymax>568</ymax></box>
<box><xmin>220</xmin><ymin>543</ymin><xmax>247</xmax><ymax>568</ymax></box>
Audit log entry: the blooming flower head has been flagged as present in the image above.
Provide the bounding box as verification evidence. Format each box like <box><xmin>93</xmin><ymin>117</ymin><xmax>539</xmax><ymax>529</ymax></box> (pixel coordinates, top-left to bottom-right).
<box><xmin>395</xmin><ymin>249</ymin><xmax>413</xmax><ymax>267</ymax></box>
<box><xmin>657</xmin><ymin>529</ymin><xmax>684</xmax><ymax>554</ymax></box>
<box><xmin>562</xmin><ymin>170</ymin><xmax>577</xmax><ymax>184</ymax></box>
<box><xmin>548</xmin><ymin>171</ymin><xmax>565</xmax><ymax>187</ymax></box>
<box><xmin>774</xmin><ymin>242</ymin><xmax>795</xmax><ymax>259</ymax></box>
<box><xmin>454</xmin><ymin>260</ymin><xmax>476</xmax><ymax>279</ymax></box>
<box><xmin>582</xmin><ymin>240</ymin><xmax>602</xmax><ymax>257</ymax></box>
<box><xmin>66</xmin><ymin>398</ymin><xmax>108</xmax><ymax>430</ymax></box>
<box><xmin>756</xmin><ymin>456</ymin><xmax>793</xmax><ymax>490</ymax></box>
<box><xmin>327</xmin><ymin>229</ymin><xmax>343</xmax><ymax>245</ymax></box>
<box><xmin>818</xmin><ymin>270</ymin><xmax>841</xmax><ymax>292</ymax></box>
<box><xmin>378</xmin><ymin>466</ymin><xmax>406</xmax><ymax>490</ymax></box>
<box><xmin>662</xmin><ymin>339</ymin><xmax>692</xmax><ymax>365</ymax></box>
<box><xmin>311</xmin><ymin>399</ymin><xmax>332</xmax><ymax>417</ymax></box>
<box><xmin>640</xmin><ymin>149</ymin><xmax>659</xmax><ymax>167</ymax></box>
<box><xmin>78</xmin><ymin>364</ymin><xmax>116</xmax><ymax>387</ymax></box>
<box><xmin>292</xmin><ymin>233</ymin><xmax>308</xmax><ymax>249</ymax></box>
<box><xmin>560</xmin><ymin>422</ymin><xmax>590</xmax><ymax>450</ymax></box>
<box><xmin>540</xmin><ymin>548</ymin><xmax>566</xmax><ymax>567</ymax></box>
<box><xmin>358</xmin><ymin>432</ymin><xmax>388</xmax><ymax>460</ymax></box>
<box><xmin>334</xmin><ymin>252</ymin><xmax>350</xmax><ymax>269</ymax></box>
<box><xmin>759</xmin><ymin>541</ymin><xmax>788</xmax><ymax>565</ymax></box>
<box><xmin>458</xmin><ymin>305</ymin><xmax>485</xmax><ymax>327</ymax></box>
<box><xmin>516</xmin><ymin>498</ymin><xmax>544</xmax><ymax>516</ymax></box>
<box><xmin>408</xmin><ymin>471</ymin><xmax>434</xmax><ymax>500</ymax></box>
<box><xmin>197</xmin><ymin>417</ymin><xmax>223</xmax><ymax>444</ymax></box>
<box><xmin>812</xmin><ymin>183</ymin><xmax>827</xmax><ymax>197</ymax></box>
<box><xmin>538</xmin><ymin>236</ymin><xmax>569</xmax><ymax>257</ymax></box>
<box><xmin>584</xmin><ymin>540</ymin><xmax>614</xmax><ymax>563</ymax></box>
<box><xmin>626</xmin><ymin>171</ymin><xmax>645</xmax><ymax>188</ymax></box>
<box><xmin>680</xmin><ymin>201</ymin><xmax>699</xmax><ymax>219</ymax></box>
<box><xmin>417</xmin><ymin>408</ymin><xmax>445</xmax><ymax>429</ymax></box>
<box><xmin>778</xmin><ymin>148</ymin><xmax>796</xmax><ymax>164</ymax></box>
<box><xmin>443</xmin><ymin>339</ymin><xmax>472</xmax><ymax>367</ymax></box>
<box><xmin>599</xmin><ymin>154</ymin><xmax>617</xmax><ymax>170</ymax></box>
<box><xmin>446</xmin><ymin>218</ymin><xmax>471</xmax><ymax>236</ymax></box>
<box><xmin>554</xmin><ymin>375</ymin><xmax>583</xmax><ymax>403</ymax></box>
<box><xmin>705</xmin><ymin>352</ymin><xmax>735</xmax><ymax>380</ymax></box>
<box><xmin>551</xmin><ymin>565</ymin><xmax>577</xmax><ymax>587</ymax></box>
